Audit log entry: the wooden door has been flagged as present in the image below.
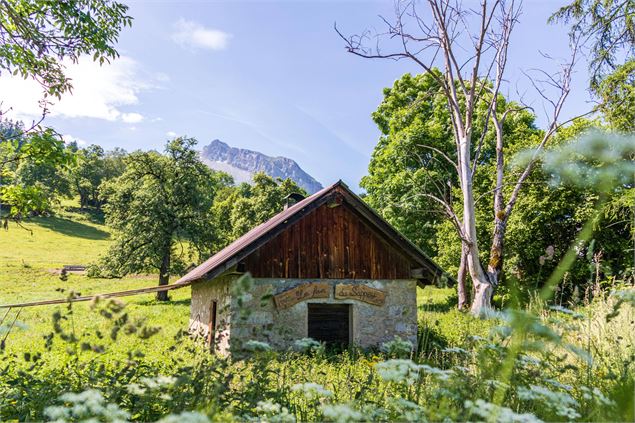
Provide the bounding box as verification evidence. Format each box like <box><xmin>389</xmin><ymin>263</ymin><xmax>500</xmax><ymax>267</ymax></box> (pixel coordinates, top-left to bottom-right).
<box><xmin>307</xmin><ymin>303</ymin><xmax>351</xmax><ymax>346</ymax></box>
<box><xmin>207</xmin><ymin>301</ymin><xmax>217</xmax><ymax>351</ymax></box>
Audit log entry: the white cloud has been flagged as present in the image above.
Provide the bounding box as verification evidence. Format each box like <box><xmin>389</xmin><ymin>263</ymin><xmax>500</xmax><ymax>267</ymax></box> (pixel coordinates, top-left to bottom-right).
<box><xmin>121</xmin><ymin>112</ymin><xmax>144</xmax><ymax>123</ymax></box>
<box><xmin>62</xmin><ymin>134</ymin><xmax>87</xmax><ymax>146</ymax></box>
<box><xmin>171</xmin><ymin>18</ymin><xmax>231</xmax><ymax>50</ymax></box>
<box><xmin>166</xmin><ymin>131</ymin><xmax>178</xmax><ymax>137</ymax></box>
<box><xmin>0</xmin><ymin>56</ymin><xmax>153</xmax><ymax>123</ymax></box>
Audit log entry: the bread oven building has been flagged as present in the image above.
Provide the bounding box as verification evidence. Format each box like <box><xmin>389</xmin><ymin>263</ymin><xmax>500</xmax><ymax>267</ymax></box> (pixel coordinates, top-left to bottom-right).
<box><xmin>176</xmin><ymin>181</ymin><xmax>449</xmax><ymax>354</ymax></box>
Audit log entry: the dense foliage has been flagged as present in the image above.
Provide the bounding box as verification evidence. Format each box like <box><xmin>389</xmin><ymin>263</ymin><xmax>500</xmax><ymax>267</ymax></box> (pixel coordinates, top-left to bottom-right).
<box><xmin>0</xmin><ymin>0</ymin><xmax>132</xmax><ymax>100</ymax></box>
<box><xmin>0</xmin><ymin>120</ymin><xmax>74</xmax><ymax>223</ymax></box>
<box><xmin>94</xmin><ymin>137</ymin><xmax>229</xmax><ymax>299</ymax></box>
<box><xmin>1</xmin><ymin>274</ymin><xmax>633</xmax><ymax>422</ymax></box>
<box><xmin>0</xmin><ymin>0</ymin><xmax>131</xmax><ymax>226</ymax></box>
<box><xmin>361</xmin><ymin>72</ymin><xmax>634</xmax><ymax>305</ymax></box>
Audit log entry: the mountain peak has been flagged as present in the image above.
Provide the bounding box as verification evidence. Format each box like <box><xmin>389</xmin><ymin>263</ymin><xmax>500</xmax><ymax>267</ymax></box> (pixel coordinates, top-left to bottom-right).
<box><xmin>200</xmin><ymin>140</ymin><xmax>323</xmax><ymax>194</ymax></box>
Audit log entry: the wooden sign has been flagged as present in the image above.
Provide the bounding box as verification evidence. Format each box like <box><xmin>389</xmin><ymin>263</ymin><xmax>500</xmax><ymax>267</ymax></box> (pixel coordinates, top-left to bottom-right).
<box><xmin>273</xmin><ymin>283</ymin><xmax>330</xmax><ymax>309</ymax></box>
<box><xmin>335</xmin><ymin>284</ymin><xmax>386</xmax><ymax>306</ymax></box>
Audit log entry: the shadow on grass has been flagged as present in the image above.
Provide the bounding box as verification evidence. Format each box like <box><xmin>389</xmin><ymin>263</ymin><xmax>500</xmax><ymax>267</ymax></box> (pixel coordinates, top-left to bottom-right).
<box><xmin>31</xmin><ymin>216</ymin><xmax>110</xmax><ymax>240</ymax></box>
<box><xmin>417</xmin><ymin>321</ymin><xmax>449</xmax><ymax>360</ymax></box>
<box><xmin>136</xmin><ymin>298</ymin><xmax>191</xmax><ymax>307</ymax></box>
<box><xmin>64</xmin><ymin>207</ymin><xmax>106</xmax><ymax>225</ymax></box>
<box><xmin>418</xmin><ymin>292</ymin><xmax>458</xmax><ymax>313</ymax></box>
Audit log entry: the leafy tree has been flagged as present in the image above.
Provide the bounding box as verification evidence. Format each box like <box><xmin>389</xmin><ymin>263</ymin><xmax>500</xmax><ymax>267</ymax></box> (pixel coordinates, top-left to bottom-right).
<box><xmin>552</xmin><ymin>2</ymin><xmax>634</xmax><ymax>132</ymax></box>
<box><xmin>551</xmin><ymin>0</ymin><xmax>634</xmax><ymax>89</ymax></box>
<box><xmin>211</xmin><ymin>173</ymin><xmax>307</xmax><ymax>250</ymax></box>
<box><xmin>0</xmin><ymin>120</ymin><xmax>74</xmax><ymax>224</ymax></box>
<box><xmin>0</xmin><ymin>0</ymin><xmax>132</xmax><ymax>102</ymax></box>
<box><xmin>596</xmin><ymin>60</ymin><xmax>635</xmax><ymax>132</ymax></box>
<box><xmin>97</xmin><ymin>137</ymin><xmax>229</xmax><ymax>301</ymax></box>
<box><xmin>0</xmin><ymin>0</ymin><xmax>131</xmax><ymax>226</ymax></box>
<box><xmin>362</xmin><ymin>72</ymin><xmax>540</xmax><ymax>309</ymax></box>
<box><xmin>70</xmin><ymin>145</ymin><xmax>127</xmax><ymax>210</ymax></box>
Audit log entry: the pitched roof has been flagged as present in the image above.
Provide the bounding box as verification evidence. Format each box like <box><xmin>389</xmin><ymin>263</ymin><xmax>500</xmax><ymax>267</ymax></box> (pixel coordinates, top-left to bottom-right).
<box><xmin>175</xmin><ymin>180</ymin><xmax>452</xmax><ymax>286</ymax></box>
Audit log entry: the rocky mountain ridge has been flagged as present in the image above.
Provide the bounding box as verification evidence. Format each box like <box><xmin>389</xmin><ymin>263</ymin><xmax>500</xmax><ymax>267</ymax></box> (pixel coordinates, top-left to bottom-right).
<box><xmin>200</xmin><ymin>139</ymin><xmax>323</xmax><ymax>194</ymax></box>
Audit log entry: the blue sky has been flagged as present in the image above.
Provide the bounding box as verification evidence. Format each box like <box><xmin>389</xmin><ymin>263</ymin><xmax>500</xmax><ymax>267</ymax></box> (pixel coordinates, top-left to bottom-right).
<box><xmin>1</xmin><ymin>0</ymin><xmax>593</xmax><ymax>190</ymax></box>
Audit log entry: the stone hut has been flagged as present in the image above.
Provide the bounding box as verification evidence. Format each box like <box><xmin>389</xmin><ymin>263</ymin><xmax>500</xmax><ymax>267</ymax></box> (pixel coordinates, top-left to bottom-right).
<box><xmin>176</xmin><ymin>181</ymin><xmax>449</xmax><ymax>354</ymax></box>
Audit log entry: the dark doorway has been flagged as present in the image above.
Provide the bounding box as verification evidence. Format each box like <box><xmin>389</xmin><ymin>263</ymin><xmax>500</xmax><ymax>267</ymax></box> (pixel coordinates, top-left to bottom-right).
<box><xmin>207</xmin><ymin>301</ymin><xmax>217</xmax><ymax>351</ymax></box>
<box><xmin>307</xmin><ymin>303</ymin><xmax>351</xmax><ymax>346</ymax></box>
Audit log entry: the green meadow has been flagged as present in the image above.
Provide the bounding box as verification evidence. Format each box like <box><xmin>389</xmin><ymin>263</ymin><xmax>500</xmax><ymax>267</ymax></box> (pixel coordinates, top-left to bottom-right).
<box><xmin>1</xmin><ymin>205</ymin><xmax>633</xmax><ymax>422</ymax></box>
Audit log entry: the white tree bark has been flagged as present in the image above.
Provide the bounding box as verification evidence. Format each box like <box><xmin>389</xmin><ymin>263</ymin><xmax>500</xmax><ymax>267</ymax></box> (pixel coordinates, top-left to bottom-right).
<box><xmin>337</xmin><ymin>0</ymin><xmax>578</xmax><ymax>315</ymax></box>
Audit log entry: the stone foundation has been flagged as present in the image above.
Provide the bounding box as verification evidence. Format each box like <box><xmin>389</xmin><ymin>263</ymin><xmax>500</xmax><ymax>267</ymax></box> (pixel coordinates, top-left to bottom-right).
<box><xmin>190</xmin><ymin>276</ymin><xmax>418</xmax><ymax>354</ymax></box>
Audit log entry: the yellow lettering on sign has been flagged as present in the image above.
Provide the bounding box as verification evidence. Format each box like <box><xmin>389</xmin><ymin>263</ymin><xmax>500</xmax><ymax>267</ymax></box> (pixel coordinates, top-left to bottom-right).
<box><xmin>334</xmin><ymin>284</ymin><xmax>386</xmax><ymax>306</ymax></box>
<box><xmin>273</xmin><ymin>283</ymin><xmax>330</xmax><ymax>309</ymax></box>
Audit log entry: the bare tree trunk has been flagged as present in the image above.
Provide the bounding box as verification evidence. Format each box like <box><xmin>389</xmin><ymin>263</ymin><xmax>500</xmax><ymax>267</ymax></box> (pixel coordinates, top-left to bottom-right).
<box><xmin>477</xmin><ymin>112</ymin><xmax>507</xmax><ymax>310</ymax></box>
<box><xmin>157</xmin><ymin>249</ymin><xmax>170</xmax><ymax>301</ymax></box>
<box><xmin>337</xmin><ymin>0</ymin><xmax>574</xmax><ymax>315</ymax></box>
<box><xmin>457</xmin><ymin>245</ymin><xmax>469</xmax><ymax>310</ymax></box>
<box><xmin>458</xmin><ymin>132</ymin><xmax>492</xmax><ymax>314</ymax></box>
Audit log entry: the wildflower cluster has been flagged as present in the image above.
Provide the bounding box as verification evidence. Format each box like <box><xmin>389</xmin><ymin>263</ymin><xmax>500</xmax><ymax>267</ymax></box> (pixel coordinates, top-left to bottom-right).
<box><xmin>291</xmin><ymin>382</ymin><xmax>333</xmax><ymax>399</ymax></box>
<box><xmin>292</xmin><ymin>337</ymin><xmax>324</xmax><ymax>353</ymax></box>
<box><xmin>44</xmin><ymin>390</ymin><xmax>130</xmax><ymax>422</ymax></box>
<box><xmin>380</xmin><ymin>336</ymin><xmax>414</xmax><ymax>358</ymax></box>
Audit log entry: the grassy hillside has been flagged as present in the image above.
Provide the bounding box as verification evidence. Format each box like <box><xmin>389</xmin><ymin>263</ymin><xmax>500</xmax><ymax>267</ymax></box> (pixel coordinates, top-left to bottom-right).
<box><xmin>0</xmin><ymin>206</ymin><xmax>191</xmax><ymax>358</ymax></box>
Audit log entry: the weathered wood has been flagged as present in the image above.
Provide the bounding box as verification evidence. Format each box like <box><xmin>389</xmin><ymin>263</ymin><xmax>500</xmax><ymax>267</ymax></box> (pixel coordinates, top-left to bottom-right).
<box><xmin>245</xmin><ymin>202</ymin><xmax>413</xmax><ymax>280</ymax></box>
<box><xmin>62</xmin><ymin>265</ymin><xmax>86</xmax><ymax>272</ymax></box>
<box><xmin>0</xmin><ymin>282</ymin><xmax>192</xmax><ymax>309</ymax></box>
<box><xmin>334</xmin><ymin>284</ymin><xmax>386</xmax><ymax>306</ymax></box>
<box><xmin>273</xmin><ymin>282</ymin><xmax>330</xmax><ymax>309</ymax></box>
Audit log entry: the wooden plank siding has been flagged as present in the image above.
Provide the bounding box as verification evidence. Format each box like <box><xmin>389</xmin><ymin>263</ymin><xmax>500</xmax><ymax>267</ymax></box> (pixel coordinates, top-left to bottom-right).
<box><xmin>243</xmin><ymin>202</ymin><xmax>413</xmax><ymax>279</ymax></box>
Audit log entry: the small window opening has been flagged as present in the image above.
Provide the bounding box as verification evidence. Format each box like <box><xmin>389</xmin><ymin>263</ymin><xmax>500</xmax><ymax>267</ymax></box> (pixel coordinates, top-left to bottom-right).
<box><xmin>307</xmin><ymin>303</ymin><xmax>351</xmax><ymax>347</ymax></box>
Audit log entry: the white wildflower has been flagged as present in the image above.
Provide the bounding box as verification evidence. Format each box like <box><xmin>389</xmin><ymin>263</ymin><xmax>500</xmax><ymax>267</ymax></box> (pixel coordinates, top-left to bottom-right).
<box><xmin>43</xmin><ymin>405</ymin><xmax>69</xmax><ymax>421</ymax></box>
<box><xmin>256</xmin><ymin>400</ymin><xmax>282</xmax><ymax>415</ymax></box>
<box><xmin>157</xmin><ymin>411</ymin><xmax>210</xmax><ymax>423</ymax></box>
<box><xmin>380</xmin><ymin>336</ymin><xmax>414</xmax><ymax>357</ymax></box>
<box><xmin>244</xmin><ymin>340</ymin><xmax>273</xmax><ymax>352</ymax></box>
<box><xmin>139</xmin><ymin>375</ymin><xmax>177</xmax><ymax>389</ymax></box>
<box><xmin>420</xmin><ymin>364</ymin><xmax>453</xmax><ymax>381</ymax></box>
<box><xmin>321</xmin><ymin>403</ymin><xmax>364</xmax><ymax>423</ymax></box>
<box><xmin>375</xmin><ymin>359</ymin><xmax>421</xmax><ymax>385</ymax></box>
<box><xmin>545</xmin><ymin>379</ymin><xmax>573</xmax><ymax>392</ymax></box>
<box><xmin>517</xmin><ymin>354</ymin><xmax>542</xmax><ymax>367</ymax></box>
<box><xmin>387</xmin><ymin>398</ymin><xmax>427</xmax><ymax>422</ymax></box>
<box><xmin>292</xmin><ymin>337</ymin><xmax>323</xmax><ymax>353</ymax></box>
<box><xmin>126</xmin><ymin>383</ymin><xmax>147</xmax><ymax>396</ymax></box>
<box><xmin>44</xmin><ymin>389</ymin><xmax>130</xmax><ymax>422</ymax></box>
<box><xmin>254</xmin><ymin>400</ymin><xmax>295</xmax><ymax>423</ymax></box>
<box><xmin>579</xmin><ymin>386</ymin><xmax>615</xmax><ymax>406</ymax></box>
<box><xmin>465</xmin><ymin>399</ymin><xmax>543</xmax><ymax>423</ymax></box>
<box><xmin>291</xmin><ymin>382</ymin><xmax>333</xmax><ymax>399</ymax></box>
<box><xmin>518</xmin><ymin>385</ymin><xmax>581</xmax><ymax>419</ymax></box>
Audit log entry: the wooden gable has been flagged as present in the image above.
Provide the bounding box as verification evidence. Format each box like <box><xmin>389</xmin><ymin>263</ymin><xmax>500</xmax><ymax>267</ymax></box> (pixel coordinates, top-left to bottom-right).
<box><xmin>242</xmin><ymin>201</ymin><xmax>414</xmax><ymax>279</ymax></box>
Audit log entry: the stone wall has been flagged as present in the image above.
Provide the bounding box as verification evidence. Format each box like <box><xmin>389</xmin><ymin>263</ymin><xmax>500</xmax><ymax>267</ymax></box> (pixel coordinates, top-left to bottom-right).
<box><xmin>230</xmin><ymin>278</ymin><xmax>418</xmax><ymax>350</ymax></box>
<box><xmin>189</xmin><ymin>274</ymin><xmax>235</xmax><ymax>354</ymax></box>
